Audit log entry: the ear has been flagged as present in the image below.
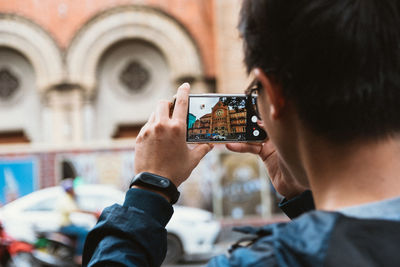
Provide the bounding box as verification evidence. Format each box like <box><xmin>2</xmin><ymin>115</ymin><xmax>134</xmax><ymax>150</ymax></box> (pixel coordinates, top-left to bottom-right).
<box><xmin>254</xmin><ymin>68</ymin><xmax>285</xmax><ymax>120</ymax></box>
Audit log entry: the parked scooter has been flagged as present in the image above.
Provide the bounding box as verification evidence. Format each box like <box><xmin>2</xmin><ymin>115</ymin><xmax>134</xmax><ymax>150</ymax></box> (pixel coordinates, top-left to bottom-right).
<box><xmin>0</xmin><ymin>220</ymin><xmax>35</xmax><ymax>267</ymax></box>
<box><xmin>32</xmin><ymin>231</ymin><xmax>79</xmax><ymax>267</ymax></box>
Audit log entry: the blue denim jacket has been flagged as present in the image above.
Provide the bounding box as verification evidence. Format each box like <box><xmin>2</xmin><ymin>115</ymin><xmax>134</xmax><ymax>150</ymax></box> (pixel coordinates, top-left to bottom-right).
<box><xmin>83</xmin><ymin>189</ymin><xmax>400</xmax><ymax>267</ymax></box>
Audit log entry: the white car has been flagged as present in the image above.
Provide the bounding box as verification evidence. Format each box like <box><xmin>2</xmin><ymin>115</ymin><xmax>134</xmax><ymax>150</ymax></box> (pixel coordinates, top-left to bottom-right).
<box><xmin>0</xmin><ymin>184</ymin><xmax>221</xmax><ymax>263</ymax></box>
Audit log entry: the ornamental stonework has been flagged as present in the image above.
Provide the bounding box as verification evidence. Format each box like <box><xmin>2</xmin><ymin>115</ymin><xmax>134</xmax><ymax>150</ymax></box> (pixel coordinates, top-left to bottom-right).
<box><xmin>119</xmin><ymin>61</ymin><xmax>150</xmax><ymax>93</ymax></box>
<box><xmin>0</xmin><ymin>69</ymin><xmax>19</xmax><ymax>100</ymax></box>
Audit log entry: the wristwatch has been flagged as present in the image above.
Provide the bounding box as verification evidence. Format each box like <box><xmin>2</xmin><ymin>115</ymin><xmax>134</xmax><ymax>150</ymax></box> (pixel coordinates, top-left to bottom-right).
<box><xmin>130</xmin><ymin>172</ymin><xmax>180</xmax><ymax>204</ymax></box>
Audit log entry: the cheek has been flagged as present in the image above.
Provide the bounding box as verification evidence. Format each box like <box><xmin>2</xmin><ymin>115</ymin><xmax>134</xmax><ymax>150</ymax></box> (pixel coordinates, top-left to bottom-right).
<box><xmin>257</xmin><ymin>91</ymin><xmax>270</xmax><ymax>122</ymax></box>
<box><xmin>257</xmin><ymin>92</ymin><xmax>275</xmax><ymax>139</ymax></box>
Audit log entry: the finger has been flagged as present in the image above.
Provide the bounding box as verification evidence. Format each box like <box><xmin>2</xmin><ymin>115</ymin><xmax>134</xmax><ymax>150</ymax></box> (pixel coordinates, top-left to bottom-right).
<box><xmin>137</xmin><ymin>112</ymin><xmax>155</xmax><ymax>137</ymax></box>
<box><xmin>256</xmin><ymin>120</ymin><xmax>269</xmax><ymax>136</ymax></box>
<box><xmin>148</xmin><ymin>112</ymin><xmax>156</xmax><ymax>123</ymax></box>
<box><xmin>137</xmin><ymin>123</ymin><xmax>149</xmax><ymax>139</ymax></box>
<box><xmin>190</xmin><ymin>143</ymin><xmax>214</xmax><ymax>165</ymax></box>
<box><xmin>258</xmin><ymin>140</ymin><xmax>276</xmax><ymax>161</ymax></box>
<box><xmin>225</xmin><ymin>143</ymin><xmax>263</xmax><ymax>154</ymax></box>
<box><xmin>169</xmin><ymin>97</ymin><xmax>176</xmax><ymax>117</ymax></box>
<box><xmin>172</xmin><ymin>83</ymin><xmax>190</xmax><ymax>121</ymax></box>
<box><xmin>155</xmin><ymin>100</ymin><xmax>172</xmax><ymax>122</ymax></box>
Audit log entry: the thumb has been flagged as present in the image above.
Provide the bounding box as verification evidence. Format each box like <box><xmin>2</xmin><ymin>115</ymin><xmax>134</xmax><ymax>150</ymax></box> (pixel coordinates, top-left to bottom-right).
<box><xmin>226</xmin><ymin>143</ymin><xmax>263</xmax><ymax>154</ymax></box>
<box><xmin>190</xmin><ymin>144</ymin><xmax>214</xmax><ymax>166</ymax></box>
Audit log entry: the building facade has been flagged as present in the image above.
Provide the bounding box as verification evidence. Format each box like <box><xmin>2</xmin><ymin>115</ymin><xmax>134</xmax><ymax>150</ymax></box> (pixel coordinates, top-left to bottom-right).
<box><xmin>0</xmin><ymin>0</ymin><xmax>249</xmax><ymax>145</ymax></box>
<box><xmin>0</xmin><ymin>0</ymin><xmax>276</xmax><ymax>218</ymax></box>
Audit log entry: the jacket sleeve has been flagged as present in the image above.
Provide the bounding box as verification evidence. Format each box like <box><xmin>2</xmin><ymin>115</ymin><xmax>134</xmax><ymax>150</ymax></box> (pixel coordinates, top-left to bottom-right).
<box><xmin>82</xmin><ymin>188</ymin><xmax>173</xmax><ymax>267</ymax></box>
<box><xmin>278</xmin><ymin>190</ymin><xmax>315</xmax><ymax>219</ymax></box>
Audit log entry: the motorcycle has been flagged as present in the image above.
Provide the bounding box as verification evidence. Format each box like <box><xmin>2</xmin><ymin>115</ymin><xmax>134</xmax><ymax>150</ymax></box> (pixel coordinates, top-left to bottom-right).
<box><xmin>32</xmin><ymin>231</ymin><xmax>79</xmax><ymax>267</ymax></box>
<box><xmin>32</xmin><ymin>210</ymin><xmax>101</xmax><ymax>267</ymax></box>
<box><xmin>0</xmin><ymin>221</ymin><xmax>35</xmax><ymax>267</ymax></box>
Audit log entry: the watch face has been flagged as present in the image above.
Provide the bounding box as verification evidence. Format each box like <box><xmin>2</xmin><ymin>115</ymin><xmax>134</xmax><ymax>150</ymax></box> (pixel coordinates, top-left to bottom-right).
<box><xmin>132</xmin><ymin>172</ymin><xmax>180</xmax><ymax>204</ymax></box>
<box><xmin>142</xmin><ymin>174</ymin><xmax>170</xmax><ymax>188</ymax></box>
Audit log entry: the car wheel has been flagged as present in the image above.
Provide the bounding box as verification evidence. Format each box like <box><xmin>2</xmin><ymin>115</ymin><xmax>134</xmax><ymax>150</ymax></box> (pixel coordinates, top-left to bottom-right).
<box><xmin>164</xmin><ymin>233</ymin><xmax>183</xmax><ymax>264</ymax></box>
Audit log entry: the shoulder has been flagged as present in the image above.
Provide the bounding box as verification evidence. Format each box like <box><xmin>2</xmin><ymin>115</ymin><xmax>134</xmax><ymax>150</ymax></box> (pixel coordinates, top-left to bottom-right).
<box><xmin>223</xmin><ymin>212</ymin><xmax>400</xmax><ymax>267</ymax></box>
<box><xmin>324</xmin><ymin>214</ymin><xmax>400</xmax><ymax>266</ymax></box>
<box><xmin>254</xmin><ymin>211</ymin><xmax>340</xmax><ymax>266</ymax></box>
<box><xmin>211</xmin><ymin>211</ymin><xmax>340</xmax><ymax>267</ymax></box>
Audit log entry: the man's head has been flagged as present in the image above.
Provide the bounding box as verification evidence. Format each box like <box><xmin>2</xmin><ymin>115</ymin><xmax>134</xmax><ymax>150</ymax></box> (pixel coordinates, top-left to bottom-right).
<box><xmin>239</xmin><ymin>0</ymin><xmax>400</xmax><ymax>143</ymax></box>
<box><xmin>61</xmin><ymin>178</ymin><xmax>75</xmax><ymax>196</ymax></box>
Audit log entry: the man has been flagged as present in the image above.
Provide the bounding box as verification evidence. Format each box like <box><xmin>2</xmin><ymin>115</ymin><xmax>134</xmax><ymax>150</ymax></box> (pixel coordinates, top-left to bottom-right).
<box><xmin>83</xmin><ymin>0</ymin><xmax>400</xmax><ymax>266</ymax></box>
<box><xmin>58</xmin><ymin>178</ymin><xmax>96</xmax><ymax>264</ymax></box>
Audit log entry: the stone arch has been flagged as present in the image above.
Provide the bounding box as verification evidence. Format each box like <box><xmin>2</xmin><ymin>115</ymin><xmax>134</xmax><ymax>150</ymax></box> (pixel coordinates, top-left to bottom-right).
<box><xmin>66</xmin><ymin>5</ymin><xmax>206</xmax><ymax>97</ymax></box>
<box><xmin>0</xmin><ymin>14</ymin><xmax>64</xmax><ymax>92</ymax></box>
<box><xmin>0</xmin><ymin>47</ymin><xmax>40</xmax><ymax>142</ymax></box>
<box><xmin>94</xmin><ymin>39</ymin><xmax>173</xmax><ymax>139</ymax></box>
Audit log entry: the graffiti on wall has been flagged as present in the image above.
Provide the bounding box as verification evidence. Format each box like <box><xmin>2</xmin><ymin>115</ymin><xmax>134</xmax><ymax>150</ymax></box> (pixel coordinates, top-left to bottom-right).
<box><xmin>0</xmin><ymin>159</ymin><xmax>37</xmax><ymax>204</ymax></box>
<box><xmin>218</xmin><ymin>152</ymin><xmax>270</xmax><ymax>218</ymax></box>
<box><xmin>57</xmin><ymin>150</ymin><xmax>135</xmax><ymax>189</ymax></box>
<box><xmin>0</xmin><ymin>147</ymin><xmax>279</xmax><ymax>218</ymax></box>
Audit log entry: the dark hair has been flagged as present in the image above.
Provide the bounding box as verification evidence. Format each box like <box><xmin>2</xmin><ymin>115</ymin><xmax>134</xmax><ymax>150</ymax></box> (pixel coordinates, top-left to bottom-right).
<box><xmin>239</xmin><ymin>0</ymin><xmax>400</xmax><ymax>142</ymax></box>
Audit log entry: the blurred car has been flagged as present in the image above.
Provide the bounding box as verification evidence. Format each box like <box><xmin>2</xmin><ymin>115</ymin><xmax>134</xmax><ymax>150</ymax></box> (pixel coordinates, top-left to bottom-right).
<box><xmin>212</xmin><ymin>135</ymin><xmax>227</xmax><ymax>140</ymax></box>
<box><xmin>0</xmin><ymin>184</ymin><xmax>221</xmax><ymax>263</ymax></box>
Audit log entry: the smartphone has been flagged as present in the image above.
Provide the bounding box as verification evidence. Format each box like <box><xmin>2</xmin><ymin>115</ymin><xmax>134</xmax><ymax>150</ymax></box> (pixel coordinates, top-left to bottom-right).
<box><xmin>186</xmin><ymin>94</ymin><xmax>267</xmax><ymax>143</ymax></box>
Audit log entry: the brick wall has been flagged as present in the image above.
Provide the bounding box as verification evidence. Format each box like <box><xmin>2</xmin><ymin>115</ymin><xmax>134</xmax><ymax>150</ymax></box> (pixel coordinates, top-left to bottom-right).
<box><xmin>0</xmin><ymin>0</ymin><xmax>216</xmax><ymax>77</ymax></box>
<box><xmin>214</xmin><ymin>0</ymin><xmax>249</xmax><ymax>93</ymax></box>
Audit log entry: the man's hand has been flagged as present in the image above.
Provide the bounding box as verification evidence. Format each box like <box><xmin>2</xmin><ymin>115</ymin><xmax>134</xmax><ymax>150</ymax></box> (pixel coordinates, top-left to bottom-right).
<box><xmin>134</xmin><ymin>83</ymin><xmax>213</xmax><ymax>187</ymax></box>
<box><xmin>226</xmin><ymin>140</ymin><xmax>307</xmax><ymax>199</ymax></box>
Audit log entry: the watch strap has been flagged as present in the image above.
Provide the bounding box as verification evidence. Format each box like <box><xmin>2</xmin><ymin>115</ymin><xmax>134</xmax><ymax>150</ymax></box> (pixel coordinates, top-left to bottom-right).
<box><xmin>130</xmin><ymin>172</ymin><xmax>180</xmax><ymax>204</ymax></box>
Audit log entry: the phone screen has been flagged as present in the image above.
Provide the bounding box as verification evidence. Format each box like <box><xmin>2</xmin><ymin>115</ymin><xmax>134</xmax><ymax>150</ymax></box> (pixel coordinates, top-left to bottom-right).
<box><xmin>186</xmin><ymin>94</ymin><xmax>267</xmax><ymax>143</ymax></box>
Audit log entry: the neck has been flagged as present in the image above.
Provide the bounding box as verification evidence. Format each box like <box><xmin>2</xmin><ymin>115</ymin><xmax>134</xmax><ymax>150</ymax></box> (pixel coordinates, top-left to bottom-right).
<box><xmin>300</xmin><ymin>135</ymin><xmax>400</xmax><ymax>211</ymax></box>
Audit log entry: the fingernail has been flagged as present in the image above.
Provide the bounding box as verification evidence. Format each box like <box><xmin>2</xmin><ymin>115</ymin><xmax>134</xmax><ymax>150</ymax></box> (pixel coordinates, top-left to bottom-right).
<box><xmin>181</xmin><ymin>82</ymin><xmax>190</xmax><ymax>88</ymax></box>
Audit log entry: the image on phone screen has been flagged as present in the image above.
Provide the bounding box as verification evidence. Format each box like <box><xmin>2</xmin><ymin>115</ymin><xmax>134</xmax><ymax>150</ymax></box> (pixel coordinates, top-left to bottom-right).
<box><xmin>186</xmin><ymin>94</ymin><xmax>267</xmax><ymax>143</ymax></box>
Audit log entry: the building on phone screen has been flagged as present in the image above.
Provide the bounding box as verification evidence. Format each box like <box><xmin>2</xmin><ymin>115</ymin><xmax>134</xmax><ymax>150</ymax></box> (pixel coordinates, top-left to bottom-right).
<box><xmin>188</xmin><ymin>113</ymin><xmax>197</xmax><ymax>130</ymax></box>
<box><xmin>188</xmin><ymin>100</ymin><xmax>246</xmax><ymax>140</ymax></box>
